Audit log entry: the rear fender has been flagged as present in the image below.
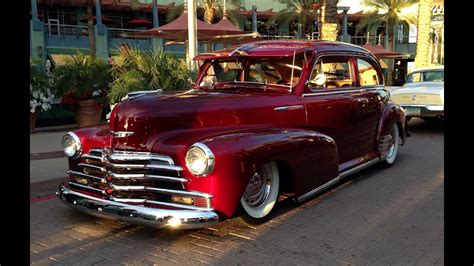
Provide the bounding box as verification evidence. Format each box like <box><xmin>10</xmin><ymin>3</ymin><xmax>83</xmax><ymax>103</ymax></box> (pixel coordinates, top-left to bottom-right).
<box><xmin>377</xmin><ymin>103</ymin><xmax>407</xmax><ymax>146</ymax></box>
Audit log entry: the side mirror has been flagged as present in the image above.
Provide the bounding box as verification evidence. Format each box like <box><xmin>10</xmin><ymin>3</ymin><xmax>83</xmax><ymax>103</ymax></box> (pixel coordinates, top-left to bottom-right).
<box><xmin>308</xmin><ymin>73</ymin><xmax>326</xmax><ymax>87</ymax></box>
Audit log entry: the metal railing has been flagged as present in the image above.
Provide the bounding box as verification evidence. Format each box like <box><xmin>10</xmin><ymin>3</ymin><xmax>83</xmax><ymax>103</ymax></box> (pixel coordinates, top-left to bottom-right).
<box><xmin>45</xmin><ymin>23</ymin><xmax>89</xmax><ymax>36</ymax></box>
<box><xmin>108</xmin><ymin>27</ymin><xmax>147</xmax><ymax>39</ymax></box>
<box><xmin>261</xmin><ymin>32</ymin><xmax>320</xmax><ymax>40</ymax></box>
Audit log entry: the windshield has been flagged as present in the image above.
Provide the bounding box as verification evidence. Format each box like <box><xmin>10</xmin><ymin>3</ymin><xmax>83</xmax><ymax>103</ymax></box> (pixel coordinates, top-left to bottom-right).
<box><xmin>406</xmin><ymin>70</ymin><xmax>444</xmax><ymax>83</ymax></box>
<box><xmin>199</xmin><ymin>55</ymin><xmax>305</xmax><ymax>89</ymax></box>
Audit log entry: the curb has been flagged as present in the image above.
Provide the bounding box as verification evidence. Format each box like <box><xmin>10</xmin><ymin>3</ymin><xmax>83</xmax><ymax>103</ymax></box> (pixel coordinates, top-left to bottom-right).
<box><xmin>30</xmin><ymin>151</ymin><xmax>64</xmax><ymax>160</ymax></box>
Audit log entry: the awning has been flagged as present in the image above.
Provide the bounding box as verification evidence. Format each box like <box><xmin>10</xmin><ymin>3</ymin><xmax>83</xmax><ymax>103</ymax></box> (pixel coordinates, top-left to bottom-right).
<box><xmin>362</xmin><ymin>43</ymin><xmax>403</xmax><ymax>59</ymax></box>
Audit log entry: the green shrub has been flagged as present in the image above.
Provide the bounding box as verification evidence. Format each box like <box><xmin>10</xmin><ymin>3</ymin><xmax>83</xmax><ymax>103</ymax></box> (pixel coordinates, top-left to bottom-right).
<box><xmin>109</xmin><ymin>48</ymin><xmax>197</xmax><ymax>104</ymax></box>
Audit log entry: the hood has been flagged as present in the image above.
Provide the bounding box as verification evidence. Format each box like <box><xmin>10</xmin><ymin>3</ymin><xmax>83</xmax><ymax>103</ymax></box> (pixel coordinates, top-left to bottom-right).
<box><xmin>109</xmin><ymin>89</ymin><xmax>301</xmax><ymax>151</ymax></box>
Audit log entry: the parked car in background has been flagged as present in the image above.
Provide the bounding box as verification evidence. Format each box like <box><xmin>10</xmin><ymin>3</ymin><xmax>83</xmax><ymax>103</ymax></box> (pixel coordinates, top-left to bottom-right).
<box><xmin>57</xmin><ymin>40</ymin><xmax>407</xmax><ymax>229</ymax></box>
<box><xmin>390</xmin><ymin>66</ymin><xmax>444</xmax><ymax>121</ymax></box>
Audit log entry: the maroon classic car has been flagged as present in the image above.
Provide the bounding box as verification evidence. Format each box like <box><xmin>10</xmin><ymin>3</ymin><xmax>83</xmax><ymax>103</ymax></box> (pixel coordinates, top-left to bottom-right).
<box><xmin>58</xmin><ymin>40</ymin><xmax>407</xmax><ymax>229</ymax></box>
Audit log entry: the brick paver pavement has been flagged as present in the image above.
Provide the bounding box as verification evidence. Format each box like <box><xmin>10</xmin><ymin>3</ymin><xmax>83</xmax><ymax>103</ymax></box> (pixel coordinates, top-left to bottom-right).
<box><xmin>30</xmin><ymin>119</ymin><xmax>444</xmax><ymax>265</ymax></box>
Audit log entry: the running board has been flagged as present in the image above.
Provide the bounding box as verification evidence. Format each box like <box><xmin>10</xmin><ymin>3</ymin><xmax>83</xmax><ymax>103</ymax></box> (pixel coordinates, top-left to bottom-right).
<box><xmin>296</xmin><ymin>157</ymin><xmax>380</xmax><ymax>203</ymax></box>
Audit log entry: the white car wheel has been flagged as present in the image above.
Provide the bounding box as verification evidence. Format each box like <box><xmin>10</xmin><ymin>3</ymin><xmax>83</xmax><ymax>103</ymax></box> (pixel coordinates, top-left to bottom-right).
<box><xmin>385</xmin><ymin>124</ymin><xmax>400</xmax><ymax>165</ymax></box>
<box><xmin>240</xmin><ymin>162</ymin><xmax>280</xmax><ymax>219</ymax></box>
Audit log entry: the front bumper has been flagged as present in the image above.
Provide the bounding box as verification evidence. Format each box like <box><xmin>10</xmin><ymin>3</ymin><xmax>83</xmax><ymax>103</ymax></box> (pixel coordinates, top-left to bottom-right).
<box><xmin>401</xmin><ymin>104</ymin><xmax>444</xmax><ymax>118</ymax></box>
<box><xmin>57</xmin><ymin>184</ymin><xmax>219</xmax><ymax>229</ymax></box>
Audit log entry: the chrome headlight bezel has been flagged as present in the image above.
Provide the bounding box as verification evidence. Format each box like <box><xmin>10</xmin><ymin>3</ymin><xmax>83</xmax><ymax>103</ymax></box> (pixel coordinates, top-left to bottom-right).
<box><xmin>62</xmin><ymin>132</ymin><xmax>82</xmax><ymax>159</ymax></box>
<box><xmin>185</xmin><ymin>142</ymin><xmax>215</xmax><ymax>177</ymax></box>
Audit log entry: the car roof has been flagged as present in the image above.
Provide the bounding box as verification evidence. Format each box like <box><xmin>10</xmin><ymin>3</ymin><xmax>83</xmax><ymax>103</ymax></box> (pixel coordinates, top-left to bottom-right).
<box><xmin>194</xmin><ymin>40</ymin><xmax>374</xmax><ymax>60</ymax></box>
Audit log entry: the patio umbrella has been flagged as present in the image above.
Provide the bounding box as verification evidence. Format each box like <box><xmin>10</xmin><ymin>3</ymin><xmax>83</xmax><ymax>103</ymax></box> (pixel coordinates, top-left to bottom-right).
<box><xmin>362</xmin><ymin>43</ymin><xmax>403</xmax><ymax>59</ymax></box>
<box><xmin>123</xmin><ymin>12</ymin><xmax>260</xmax><ymax>44</ymax></box>
<box><xmin>126</xmin><ymin>19</ymin><xmax>153</xmax><ymax>27</ymax></box>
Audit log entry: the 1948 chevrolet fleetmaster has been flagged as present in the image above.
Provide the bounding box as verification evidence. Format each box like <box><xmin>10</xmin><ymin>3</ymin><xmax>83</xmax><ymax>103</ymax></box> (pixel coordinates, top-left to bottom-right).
<box><xmin>58</xmin><ymin>40</ymin><xmax>407</xmax><ymax>229</ymax></box>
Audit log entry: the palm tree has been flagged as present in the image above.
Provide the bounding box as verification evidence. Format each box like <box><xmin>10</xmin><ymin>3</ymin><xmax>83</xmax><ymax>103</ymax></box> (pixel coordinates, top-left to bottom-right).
<box><xmin>268</xmin><ymin>0</ymin><xmax>321</xmax><ymax>38</ymax></box>
<box><xmin>358</xmin><ymin>0</ymin><xmax>419</xmax><ymax>52</ymax></box>
<box><xmin>320</xmin><ymin>0</ymin><xmax>339</xmax><ymax>41</ymax></box>
<box><xmin>414</xmin><ymin>0</ymin><xmax>433</xmax><ymax>68</ymax></box>
<box><xmin>358</xmin><ymin>0</ymin><xmax>419</xmax><ymax>84</ymax></box>
<box><xmin>167</xmin><ymin>0</ymin><xmax>245</xmax><ymax>26</ymax></box>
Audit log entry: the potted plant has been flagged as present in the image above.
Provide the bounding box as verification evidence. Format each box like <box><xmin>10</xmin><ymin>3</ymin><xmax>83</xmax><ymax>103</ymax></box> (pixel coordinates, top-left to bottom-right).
<box><xmin>108</xmin><ymin>48</ymin><xmax>196</xmax><ymax>106</ymax></box>
<box><xmin>30</xmin><ymin>61</ymin><xmax>55</xmax><ymax>133</ymax></box>
<box><xmin>53</xmin><ymin>52</ymin><xmax>111</xmax><ymax>127</ymax></box>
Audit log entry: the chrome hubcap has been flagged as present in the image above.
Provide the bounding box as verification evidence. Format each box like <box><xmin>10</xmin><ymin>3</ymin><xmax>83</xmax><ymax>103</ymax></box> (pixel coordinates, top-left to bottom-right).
<box><xmin>243</xmin><ymin>171</ymin><xmax>271</xmax><ymax>207</ymax></box>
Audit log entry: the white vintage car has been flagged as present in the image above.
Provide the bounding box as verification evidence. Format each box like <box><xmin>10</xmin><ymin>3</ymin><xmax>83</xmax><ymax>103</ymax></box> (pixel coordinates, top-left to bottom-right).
<box><xmin>390</xmin><ymin>66</ymin><xmax>444</xmax><ymax>120</ymax></box>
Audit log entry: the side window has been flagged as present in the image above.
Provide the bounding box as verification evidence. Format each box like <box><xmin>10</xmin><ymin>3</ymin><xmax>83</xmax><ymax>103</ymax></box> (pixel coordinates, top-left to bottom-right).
<box><xmin>357</xmin><ymin>58</ymin><xmax>381</xmax><ymax>86</ymax></box>
<box><xmin>309</xmin><ymin>56</ymin><xmax>354</xmax><ymax>90</ymax></box>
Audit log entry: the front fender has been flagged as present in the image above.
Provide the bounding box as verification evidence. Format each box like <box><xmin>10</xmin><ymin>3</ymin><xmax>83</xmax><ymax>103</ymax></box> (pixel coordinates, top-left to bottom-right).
<box><xmin>69</xmin><ymin>125</ymin><xmax>110</xmax><ymax>155</ymax></box>
<box><xmin>159</xmin><ymin>127</ymin><xmax>338</xmax><ymax>218</ymax></box>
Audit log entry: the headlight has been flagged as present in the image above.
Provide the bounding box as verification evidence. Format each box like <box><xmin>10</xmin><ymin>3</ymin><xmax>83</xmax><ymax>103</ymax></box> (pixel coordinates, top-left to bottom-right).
<box><xmin>62</xmin><ymin>132</ymin><xmax>82</xmax><ymax>158</ymax></box>
<box><xmin>185</xmin><ymin>143</ymin><xmax>214</xmax><ymax>176</ymax></box>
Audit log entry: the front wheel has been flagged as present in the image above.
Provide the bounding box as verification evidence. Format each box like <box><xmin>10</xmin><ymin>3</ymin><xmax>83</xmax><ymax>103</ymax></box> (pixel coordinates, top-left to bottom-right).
<box><xmin>240</xmin><ymin>162</ymin><xmax>280</xmax><ymax>224</ymax></box>
<box><xmin>382</xmin><ymin>123</ymin><xmax>400</xmax><ymax>167</ymax></box>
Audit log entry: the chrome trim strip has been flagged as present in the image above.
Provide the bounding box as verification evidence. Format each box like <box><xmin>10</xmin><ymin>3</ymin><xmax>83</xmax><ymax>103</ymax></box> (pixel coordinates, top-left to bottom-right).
<box><xmin>108</xmin><ymin>163</ymin><xmax>183</xmax><ymax>172</ymax></box>
<box><xmin>68</xmin><ymin>181</ymin><xmax>104</xmax><ymax>193</ymax></box>
<box><xmin>339</xmin><ymin>157</ymin><xmax>380</xmax><ymax>179</ymax></box>
<box><xmin>58</xmin><ymin>184</ymin><xmax>219</xmax><ymax>229</ymax></box>
<box><xmin>109</xmin><ymin>153</ymin><xmax>173</xmax><ymax>165</ymax></box>
<box><xmin>82</xmin><ymin>154</ymin><xmax>102</xmax><ymax>161</ymax></box>
<box><xmin>78</xmin><ymin>163</ymin><xmax>106</xmax><ymax>172</ymax></box>
<box><xmin>400</xmin><ymin>104</ymin><xmax>444</xmax><ymax>111</ymax></box>
<box><xmin>108</xmin><ymin>172</ymin><xmax>187</xmax><ymax>183</ymax></box>
<box><xmin>146</xmin><ymin>199</ymin><xmax>213</xmax><ymax>212</ymax></box>
<box><xmin>110</xmin><ymin>131</ymin><xmax>134</xmax><ymax>138</ymax></box>
<box><xmin>67</xmin><ymin>170</ymin><xmax>104</xmax><ymax>181</ymax></box>
<box><xmin>108</xmin><ymin>197</ymin><xmax>146</xmax><ymax>204</ymax></box>
<box><xmin>302</xmin><ymin>87</ymin><xmax>381</xmax><ymax>97</ymax></box>
<box><xmin>297</xmin><ymin>157</ymin><xmax>381</xmax><ymax>202</ymax></box>
<box><xmin>108</xmin><ymin>183</ymin><xmax>213</xmax><ymax>198</ymax></box>
<box><xmin>274</xmin><ymin>105</ymin><xmax>304</xmax><ymax>112</ymax></box>
<box><xmin>297</xmin><ymin>176</ymin><xmax>340</xmax><ymax>202</ymax></box>
<box><xmin>145</xmin><ymin>187</ymin><xmax>214</xmax><ymax>198</ymax></box>
<box><xmin>89</xmin><ymin>148</ymin><xmax>104</xmax><ymax>154</ymax></box>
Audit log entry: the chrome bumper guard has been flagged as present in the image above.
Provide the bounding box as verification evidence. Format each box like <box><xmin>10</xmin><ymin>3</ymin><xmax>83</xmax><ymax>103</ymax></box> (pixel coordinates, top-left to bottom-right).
<box><xmin>57</xmin><ymin>184</ymin><xmax>219</xmax><ymax>229</ymax></box>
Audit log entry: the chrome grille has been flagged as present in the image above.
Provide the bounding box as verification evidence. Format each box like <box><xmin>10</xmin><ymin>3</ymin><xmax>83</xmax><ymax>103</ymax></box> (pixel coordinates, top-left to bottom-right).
<box><xmin>67</xmin><ymin>148</ymin><xmax>213</xmax><ymax>211</ymax></box>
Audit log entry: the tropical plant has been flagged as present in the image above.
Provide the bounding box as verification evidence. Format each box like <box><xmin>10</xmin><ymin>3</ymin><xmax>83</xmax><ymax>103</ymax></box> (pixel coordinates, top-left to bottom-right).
<box><xmin>269</xmin><ymin>0</ymin><xmax>322</xmax><ymax>38</ymax></box>
<box><xmin>358</xmin><ymin>0</ymin><xmax>418</xmax><ymax>84</ymax></box>
<box><xmin>167</xmin><ymin>0</ymin><xmax>245</xmax><ymax>27</ymax></box>
<box><xmin>30</xmin><ymin>61</ymin><xmax>55</xmax><ymax>113</ymax></box>
<box><xmin>108</xmin><ymin>48</ymin><xmax>197</xmax><ymax>104</ymax></box>
<box><xmin>52</xmin><ymin>52</ymin><xmax>111</xmax><ymax>111</ymax></box>
<box><xmin>414</xmin><ymin>0</ymin><xmax>434</xmax><ymax>68</ymax></box>
<box><xmin>358</xmin><ymin>0</ymin><xmax>419</xmax><ymax>52</ymax></box>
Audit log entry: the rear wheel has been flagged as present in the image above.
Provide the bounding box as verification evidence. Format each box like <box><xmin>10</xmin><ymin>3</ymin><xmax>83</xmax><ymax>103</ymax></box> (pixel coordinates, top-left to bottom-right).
<box><xmin>240</xmin><ymin>162</ymin><xmax>280</xmax><ymax>224</ymax></box>
<box><xmin>382</xmin><ymin>123</ymin><xmax>400</xmax><ymax>166</ymax></box>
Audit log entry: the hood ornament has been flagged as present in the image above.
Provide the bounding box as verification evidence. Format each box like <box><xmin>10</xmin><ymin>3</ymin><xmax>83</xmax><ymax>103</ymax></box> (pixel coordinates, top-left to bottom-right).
<box><xmin>411</xmin><ymin>95</ymin><xmax>417</xmax><ymax>102</ymax></box>
<box><xmin>110</xmin><ymin>131</ymin><xmax>134</xmax><ymax>138</ymax></box>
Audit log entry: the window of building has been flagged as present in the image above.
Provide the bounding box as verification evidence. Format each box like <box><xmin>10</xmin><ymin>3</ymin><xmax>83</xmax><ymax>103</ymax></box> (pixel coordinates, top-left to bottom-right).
<box><xmin>309</xmin><ymin>56</ymin><xmax>354</xmax><ymax>90</ymax></box>
<box><xmin>357</xmin><ymin>58</ymin><xmax>380</xmax><ymax>86</ymax></box>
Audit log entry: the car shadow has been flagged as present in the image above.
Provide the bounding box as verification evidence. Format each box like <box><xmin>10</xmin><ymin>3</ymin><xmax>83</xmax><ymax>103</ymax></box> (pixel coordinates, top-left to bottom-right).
<box><xmin>406</xmin><ymin>118</ymin><xmax>444</xmax><ymax>135</ymax></box>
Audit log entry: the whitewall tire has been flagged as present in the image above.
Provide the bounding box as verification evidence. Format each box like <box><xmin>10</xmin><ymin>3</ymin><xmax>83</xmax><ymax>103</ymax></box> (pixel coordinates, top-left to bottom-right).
<box><xmin>240</xmin><ymin>162</ymin><xmax>280</xmax><ymax>220</ymax></box>
<box><xmin>384</xmin><ymin>124</ymin><xmax>400</xmax><ymax>166</ymax></box>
